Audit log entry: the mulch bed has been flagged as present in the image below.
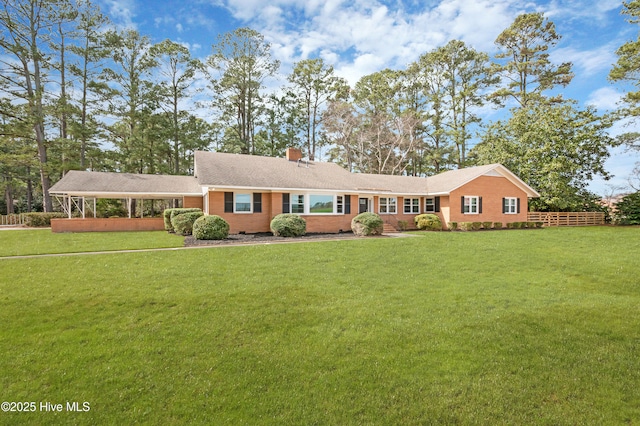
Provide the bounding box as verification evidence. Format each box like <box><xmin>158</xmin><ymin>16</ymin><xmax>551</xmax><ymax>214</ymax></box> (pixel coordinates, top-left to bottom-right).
<box><xmin>183</xmin><ymin>231</ymin><xmax>378</xmax><ymax>246</ymax></box>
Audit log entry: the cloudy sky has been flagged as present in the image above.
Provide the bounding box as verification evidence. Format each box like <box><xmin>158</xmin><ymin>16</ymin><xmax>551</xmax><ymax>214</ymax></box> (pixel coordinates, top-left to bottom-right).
<box><xmin>97</xmin><ymin>0</ymin><xmax>638</xmax><ymax>195</ymax></box>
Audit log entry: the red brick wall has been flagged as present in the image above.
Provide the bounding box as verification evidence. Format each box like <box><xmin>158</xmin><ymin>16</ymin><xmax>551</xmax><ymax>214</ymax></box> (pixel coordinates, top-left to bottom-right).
<box><xmin>51</xmin><ymin>218</ymin><xmax>165</xmax><ymax>233</ymax></box>
<box><xmin>449</xmin><ymin>176</ymin><xmax>529</xmax><ymax>224</ymax></box>
<box><xmin>183</xmin><ymin>196</ymin><xmax>203</xmax><ymax>209</ymax></box>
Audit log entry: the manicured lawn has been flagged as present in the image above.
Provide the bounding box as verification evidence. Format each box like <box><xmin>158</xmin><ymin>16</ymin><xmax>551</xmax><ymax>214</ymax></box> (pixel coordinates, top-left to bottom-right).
<box><xmin>0</xmin><ymin>227</ymin><xmax>639</xmax><ymax>424</ymax></box>
<box><xmin>0</xmin><ymin>229</ymin><xmax>182</xmax><ymax>257</ymax></box>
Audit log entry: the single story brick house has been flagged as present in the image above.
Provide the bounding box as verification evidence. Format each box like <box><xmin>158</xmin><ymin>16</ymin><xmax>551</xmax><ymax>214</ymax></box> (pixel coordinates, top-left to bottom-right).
<box><xmin>49</xmin><ymin>148</ymin><xmax>539</xmax><ymax>233</ymax></box>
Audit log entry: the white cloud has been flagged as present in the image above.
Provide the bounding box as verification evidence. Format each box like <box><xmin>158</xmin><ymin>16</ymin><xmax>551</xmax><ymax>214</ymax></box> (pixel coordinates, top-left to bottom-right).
<box><xmin>551</xmin><ymin>44</ymin><xmax>618</xmax><ymax>77</ymax></box>
<box><xmin>101</xmin><ymin>0</ymin><xmax>137</xmax><ymax>28</ymax></box>
<box><xmin>586</xmin><ymin>87</ymin><xmax>622</xmax><ymax>111</ymax></box>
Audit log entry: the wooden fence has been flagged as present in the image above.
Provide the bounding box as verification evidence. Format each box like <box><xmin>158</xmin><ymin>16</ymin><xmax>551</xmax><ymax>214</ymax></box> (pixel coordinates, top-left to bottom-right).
<box><xmin>527</xmin><ymin>212</ymin><xmax>605</xmax><ymax>227</ymax></box>
<box><xmin>0</xmin><ymin>214</ymin><xmax>26</xmax><ymax>226</ymax></box>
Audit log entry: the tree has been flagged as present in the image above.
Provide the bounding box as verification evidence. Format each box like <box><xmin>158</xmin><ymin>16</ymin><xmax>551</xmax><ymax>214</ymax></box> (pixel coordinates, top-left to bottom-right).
<box><xmin>151</xmin><ymin>39</ymin><xmax>203</xmax><ymax>174</ymax></box>
<box><xmin>0</xmin><ymin>0</ymin><xmax>65</xmax><ymax>211</ymax></box>
<box><xmin>67</xmin><ymin>0</ymin><xmax>110</xmax><ymax>169</ymax></box>
<box><xmin>207</xmin><ymin>27</ymin><xmax>279</xmax><ymax>155</ymax></box>
<box><xmin>98</xmin><ymin>29</ymin><xmax>159</xmax><ymax>173</ymax></box>
<box><xmin>491</xmin><ymin>12</ymin><xmax>573</xmax><ymax>108</ymax></box>
<box><xmin>610</xmin><ymin>1</ymin><xmax>640</xmax><ymax>117</ymax></box>
<box><xmin>287</xmin><ymin>58</ymin><xmax>349</xmax><ymax>160</ymax></box>
<box><xmin>471</xmin><ymin>101</ymin><xmax>616</xmax><ymax>210</ymax></box>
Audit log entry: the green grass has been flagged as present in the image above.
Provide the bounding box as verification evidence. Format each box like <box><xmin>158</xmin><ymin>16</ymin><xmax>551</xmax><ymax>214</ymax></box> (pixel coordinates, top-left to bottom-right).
<box><xmin>0</xmin><ymin>227</ymin><xmax>639</xmax><ymax>424</ymax></box>
<box><xmin>0</xmin><ymin>229</ymin><xmax>182</xmax><ymax>256</ymax></box>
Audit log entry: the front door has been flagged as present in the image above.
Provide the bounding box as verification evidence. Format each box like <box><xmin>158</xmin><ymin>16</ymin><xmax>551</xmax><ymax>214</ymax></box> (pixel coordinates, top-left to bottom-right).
<box><xmin>359</xmin><ymin>197</ymin><xmax>370</xmax><ymax>213</ymax></box>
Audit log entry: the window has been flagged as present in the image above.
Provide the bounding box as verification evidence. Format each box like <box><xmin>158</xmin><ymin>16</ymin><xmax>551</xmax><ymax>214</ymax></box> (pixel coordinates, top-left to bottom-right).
<box><xmin>425</xmin><ymin>197</ymin><xmax>440</xmax><ymax>213</ymax></box>
<box><xmin>234</xmin><ymin>193</ymin><xmax>252</xmax><ymax>212</ymax></box>
<box><xmin>404</xmin><ymin>198</ymin><xmax>420</xmax><ymax>214</ymax></box>
<box><xmin>309</xmin><ymin>194</ymin><xmax>334</xmax><ymax>214</ymax></box>
<box><xmin>337</xmin><ymin>196</ymin><xmax>343</xmax><ymax>214</ymax></box>
<box><xmin>291</xmin><ymin>194</ymin><xmax>305</xmax><ymax>213</ymax></box>
<box><xmin>503</xmin><ymin>197</ymin><xmax>519</xmax><ymax>214</ymax></box>
<box><xmin>379</xmin><ymin>197</ymin><xmax>397</xmax><ymax>214</ymax></box>
<box><xmin>463</xmin><ymin>196</ymin><xmax>480</xmax><ymax>214</ymax></box>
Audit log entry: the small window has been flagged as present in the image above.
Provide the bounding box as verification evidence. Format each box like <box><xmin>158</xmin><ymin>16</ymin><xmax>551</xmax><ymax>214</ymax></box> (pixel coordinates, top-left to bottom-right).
<box><xmin>404</xmin><ymin>198</ymin><xmax>420</xmax><ymax>214</ymax></box>
<box><xmin>291</xmin><ymin>194</ymin><xmax>305</xmax><ymax>214</ymax></box>
<box><xmin>463</xmin><ymin>196</ymin><xmax>479</xmax><ymax>214</ymax></box>
<box><xmin>379</xmin><ymin>197</ymin><xmax>397</xmax><ymax>214</ymax></box>
<box><xmin>337</xmin><ymin>196</ymin><xmax>343</xmax><ymax>214</ymax></box>
<box><xmin>425</xmin><ymin>198</ymin><xmax>435</xmax><ymax>212</ymax></box>
<box><xmin>504</xmin><ymin>197</ymin><xmax>518</xmax><ymax>214</ymax></box>
<box><xmin>235</xmin><ymin>193</ymin><xmax>251</xmax><ymax>213</ymax></box>
<box><xmin>309</xmin><ymin>194</ymin><xmax>334</xmax><ymax>214</ymax></box>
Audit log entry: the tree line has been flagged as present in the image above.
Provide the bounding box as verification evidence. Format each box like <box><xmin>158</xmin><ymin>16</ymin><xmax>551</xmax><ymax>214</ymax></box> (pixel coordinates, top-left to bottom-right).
<box><xmin>0</xmin><ymin>0</ymin><xmax>638</xmax><ymax>214</ymax></box>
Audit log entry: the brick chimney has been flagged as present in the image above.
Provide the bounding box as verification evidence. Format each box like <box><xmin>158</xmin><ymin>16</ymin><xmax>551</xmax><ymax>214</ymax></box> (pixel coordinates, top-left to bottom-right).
<box><xmin>286</xmin><ymin>147</ymin><xmax>303</xmax><ymax>161</ymax></box>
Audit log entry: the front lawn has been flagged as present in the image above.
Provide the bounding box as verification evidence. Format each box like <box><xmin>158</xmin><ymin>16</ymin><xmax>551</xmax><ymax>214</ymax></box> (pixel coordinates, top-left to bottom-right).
<box><xmin>0</xmin><ymin>227</ymin><xmax>638</xmax><ymax>424</ymax></box>
<box><xmin>0</xmin><ymin>229</ymin><xmax>182</xmax><ymax>257</ymax></box>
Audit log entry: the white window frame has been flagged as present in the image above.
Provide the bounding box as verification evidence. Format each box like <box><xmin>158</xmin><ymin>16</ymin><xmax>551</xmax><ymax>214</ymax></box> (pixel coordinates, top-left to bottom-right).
<box><xmin>425</xmin><ymin>198</ymin><xmax>435</xmax><ymax>213</ymax></box>
<box><xmin>234</xmin><ymin>193</ymin><xmax>252</xmax><ymax>213</ymax></box>
<box><xmin>404</xmin><ymin>197</ymin><xmax>420</xmax><ymax>214</ymax></box>
<box><xmin>379</xmin><ymin>197</ymin><xmax>397</xmax><ymax>214</ymax></box>
<box><xmin>336</xmin><ymin>196</ymin><xmax>344</xmax><ymax>214</ymax></box>
<box><xmin>504</xmin><ymin>197</ymin><xmax>517</xmax><ymax>214</ymax></box>
<box><xmin>463</xmin><ymin>196</ymin><xmax>479</xmax><ymax>214</ymax></box>
<box><xmin>291</xmin><ymin>194</ymin><xmax>305</xmax><ymax>214</ymax></box>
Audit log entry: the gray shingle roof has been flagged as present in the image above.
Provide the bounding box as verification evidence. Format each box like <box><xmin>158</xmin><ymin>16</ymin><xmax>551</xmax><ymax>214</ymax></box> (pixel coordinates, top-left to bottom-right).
<box><xmin>47</xmin><ymin>152</ymin><xmax>539</xmax><ymax>199</ymax></box>
<box><xmin>49</xmin><ymin>170</ymin><xmax>202</xmax><ymax>198</ymax></box>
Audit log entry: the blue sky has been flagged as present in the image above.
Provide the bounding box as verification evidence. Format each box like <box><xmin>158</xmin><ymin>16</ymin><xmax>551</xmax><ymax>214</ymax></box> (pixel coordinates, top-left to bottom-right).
<box><xmin>98</xmin><ymin>0</ymin><xmax>639</xmax><ymax>195</ymax></box>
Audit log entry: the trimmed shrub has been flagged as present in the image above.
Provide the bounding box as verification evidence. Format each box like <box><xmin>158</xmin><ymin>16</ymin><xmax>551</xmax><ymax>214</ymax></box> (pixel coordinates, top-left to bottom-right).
<box><xmin>270</xmin><ymin>214</ymin><xmax>307</xmax><ymax>237</ymax></box>
<box><xmin>164</xmin><ymin>208</ymin><xmax>202</xmax><ymax>232</ymax></box>
<box><xmin>351</xmin><ymin>212</ymin><xmax>383</xmax><ymax>236</ymax></box>
<box><xmin>193</xmin><ymin>215</ymin><xmax>229</xmax><ymax>240</ymax></box>
<box><xmin>171</xmin><ymin>211</ymin><xmax>204</xmax><ymax>236</ymax></box>
<box><xmin>471</xmin><ymin>222</ymin><xmax>482</xmax><ymax>231</ymax></box>
<box><xmin>506</xmin><ymin>222</ymin><xmax>515</xmax><ymax>229</ymax></box>
<box><xmin>493</xmin><ymin>222</ymin><xmax>503</xmax><ymax>229</ymax></box>
<box><xmin>527</xmin><ymin>222</ymin><xmax>537</xmax><ymax>228</ymax></box>
<box><xmin>535</xmin><ymin>222</ymin><xmax>544</xmax><ymax>228</ymax></box>
<box><xmin>414</xmin><ymin>214</ymin><xmax>442</xmax><ymax>231</ymax></box>
<box><xmin>23</xmin><ymin>212</ymin><xmax>67</xmax><ymax>227</ymax></box>
<box><xmin>448</xmin><ymin>221</ymin><xmax>458</xmax><ymax>231</ymax></box>
<box><xmin>482</xmin><ymin>222</ymin><xmax>493</xmax><ymax>230</ymax></box>
<box><xmin>458</xmin><ymin>222</ymin><xmax>474</xmax><ymax>231</ymax></box>
<box><xmin>397</xmin><ymin>220</ymin><xmax>408</xmax><ymax>231</ymax></box>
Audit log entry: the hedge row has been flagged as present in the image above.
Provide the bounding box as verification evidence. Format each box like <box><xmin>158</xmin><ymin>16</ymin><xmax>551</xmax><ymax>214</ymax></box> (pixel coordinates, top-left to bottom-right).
<box><xmin>23</xmin><ymin>212</ymin><xmax>68</xmax><ymax>227</ymax></box>
<box><xmin>448</xmin><ymin>221</ymin><xmax>543</xmax><ymax>231</ymax></box>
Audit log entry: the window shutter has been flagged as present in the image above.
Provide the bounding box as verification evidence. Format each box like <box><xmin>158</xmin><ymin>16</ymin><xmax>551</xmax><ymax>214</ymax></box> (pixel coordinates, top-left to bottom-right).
<box><xmin>345</xmin><ymin>195</ymin><xmax>351</xmax><ymax>214</ymax></box>
<box><xmin>224</xmin><ymin>192</ymin><xmax>233</xmax><ymax>213</ymax></box>
<box><xmin>517</xmin><ymin>198</ymin><xmax>521</xmax><ymax>214</ymax></box>
<box><xmin>502</xmin><ymin>198</ymin><xmax>506</xmax><ymax>214</ymax></box>
<box><xmin>435</xmin><ymin>196</ymin><xmax>440</xmax><ymax>213</ymax></box>
<box><xmin>461</xmin><ymin>196</ymin><xmax>465</xmax><ymax>213</ymax></box>
<box><xmin>253</xmin><ymin>193</ymin><xmax>262</xmax><ymax>213</ymax></box>
<box><xmin>478</xmin><ymin>197</ymin><xmax>483</xmax><ymax>214</ymax></box>
<box><xmin>282</xmin><ymin>193</ymin><xmax>290</xmax><ymax>213</ymax></box>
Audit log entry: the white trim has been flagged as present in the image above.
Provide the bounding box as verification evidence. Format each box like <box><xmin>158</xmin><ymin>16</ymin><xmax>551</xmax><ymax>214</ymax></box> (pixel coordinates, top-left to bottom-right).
<box><xmin>234</xmin><ymin>192</ymin><xmax>253</xmax><ymax>214</ymax></box>
<box><xmin>504</xmin><ymin>197</ymin><xmax>518</xmax><ymax>214</ymax></box>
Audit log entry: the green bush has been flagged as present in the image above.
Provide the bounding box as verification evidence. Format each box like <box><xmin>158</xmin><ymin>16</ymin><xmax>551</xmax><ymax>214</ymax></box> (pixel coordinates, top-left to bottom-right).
<box><xmin>472</xmin><ymin>222</ymin><xmax>482</xmax><ymax>231</ymax></box>
<box><xmin>493</xmin><ymin>222</ymin><xmax>503</xmax><ymax>229</ymax></box>
<box><xmin>414</xmin><ymin>214</ymin><xmax>442</xmax><ymax>231</ymax></box>
<box><xmin>23</xmin><ymin>212</ymin><xmax>67</xmax><ymax>227</ymax></box>
<box><xmin>458</xmin><ymin>222</ymin><xmax>474</xmax><ymax>231</ymax></box>
<box><xmin>448</xmin><ymin>222</ymin><xmax>458</xmax><ymax>231</ymax></box>
<box><xmin>164</xmin><ymin>208</ymin><xmax>202</xmax><ymax>232</ymax></box>
<box><xmin>482</xmin><ymin>222</ymin><xmax>493</xmax><ymax>230</ymax></box>
<box><xmin>397</xmin><ymin>220</ymin><xmax>408</xmax><ymax>231</ymax></box>
<box><xmin>270</xmin><ymin>214</ymin><xmax>307</xmax><ymax>237</ymax></box>
<box><xmin>351</xmin><ymin>212</ymin><xmax>383</xmax><ymax>236</ymax></box>
<box><xmin>615</xmin><ymin>192</ymin><xmax>640</xmax><ymax>225</ymax></box>
<box><xmin>171</xmin><ymin>211</ymin><xmax>204</xmax><ymax>236</ymax></box>
<box><xmin>193</xmin><ymin>215</ymin><xmax>229</xmax><ymax>240</ymax></box>
<box><xmin>535</xmin><ymin>222</ymin><xmax>544</xmax><ymax>228</ymax></box>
